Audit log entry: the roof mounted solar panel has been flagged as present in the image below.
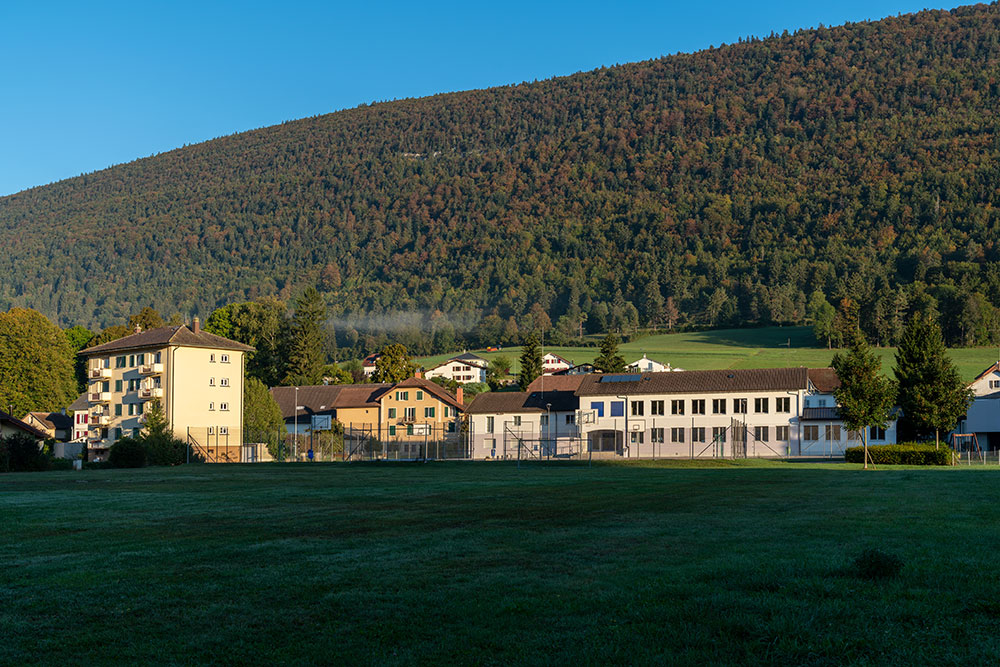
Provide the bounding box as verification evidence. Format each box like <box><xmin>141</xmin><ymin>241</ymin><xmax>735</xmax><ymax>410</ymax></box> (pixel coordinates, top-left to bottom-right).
<box><xmin>599</xmin><ymin>374</ymin><xmax>642</xmax><ymax>383</ymax></box>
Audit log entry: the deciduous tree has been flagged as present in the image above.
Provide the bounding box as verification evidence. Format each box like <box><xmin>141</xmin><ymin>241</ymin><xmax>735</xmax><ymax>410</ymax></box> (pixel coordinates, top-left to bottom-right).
<box><xmin>832</xmin><ymin>330</ymin><xmax>896</xmax><ymax>469</ymax></box>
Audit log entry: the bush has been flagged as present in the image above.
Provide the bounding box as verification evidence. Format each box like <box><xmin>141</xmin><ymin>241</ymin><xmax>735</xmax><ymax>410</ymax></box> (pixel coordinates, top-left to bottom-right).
<box><xmin>144</xmin><ymin>434</ymin><xmax>191</xmax><ymax>466</ymax></box>
<box><xmin>844</xmin><ymin>443</ymin><xmax>952</xmax><ymax>465</ymax></box>
<box><xmin>851</xmin><ymin>548</ymin><xmax>904</xmax><ymax>580</ymax></box>
<box><xmin>0</xmin><ymin>433</ymin><xmax>50</xmax><ymax>472</ymax></box>
<box><xmin>108</xmin><ymin>437</ymin><xmax>147</xmax><ymax>468</ymax></box>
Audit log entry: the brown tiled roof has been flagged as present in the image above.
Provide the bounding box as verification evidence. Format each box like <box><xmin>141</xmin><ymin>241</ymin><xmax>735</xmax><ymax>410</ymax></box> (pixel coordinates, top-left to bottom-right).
<box><xmin>80</xmin><ymin>325</ymin><xmax>254</xmax><ymax>355</ymax></box>
<box><xmin>67</xmin><ymin>393</ymin><xmax>89</xmax><ymax>412</ymax></box>
<box><xmin>25</xmin><ymin>412</ymin><xmax>72</xmax><ymax>431</ymax></box>
<box><xmin>575</xmin><ymin>368</ymin><xmax>810</xmax><ymax>397</ymax></box>
<box><xmin>972</xmin><ymin>362</ymin><xmax>1000</xmax><ymax>383</ymax></box>
<box><xmin>526</xmin><ymin>375</ymin><xmax>586</xmax><ymax>393</ymax></box>
<box><xmin>466</xmin><ymin>392</ymin><xmax>542</xmax><ymax>414</ymax></box>
<box><xmin>808</xmin><ymin>368</ymin><xmax>841</xmax><ymax>393</ymax></box>
<box><xmin>391</xmin><ymin>377</ymin><xmax>465</xmax><ymax>410</ymax></box>
<box><xmin>0</xmin><ymin>410</ymin><xmax>49</xmax><ymax>440</ymax></box>
<box><xmin>271</xmin><ymin>384</ymin><xmax>391</xmax><ymax>419</ymax></box>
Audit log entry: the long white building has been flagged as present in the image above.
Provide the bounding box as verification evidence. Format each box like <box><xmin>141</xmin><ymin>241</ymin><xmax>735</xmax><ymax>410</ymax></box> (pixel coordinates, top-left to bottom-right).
<box><xmin>574</xmin><ymin>367</ymin><xmax>895</xmax><ymax>458</ymax></box>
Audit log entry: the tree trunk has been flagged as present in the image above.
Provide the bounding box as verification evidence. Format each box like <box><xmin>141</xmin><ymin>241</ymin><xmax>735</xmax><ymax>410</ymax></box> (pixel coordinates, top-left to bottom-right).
<box><xmin>863</xmin><ymin>427</ymin><xmax>869</xmax><ymax>470</ymax></box>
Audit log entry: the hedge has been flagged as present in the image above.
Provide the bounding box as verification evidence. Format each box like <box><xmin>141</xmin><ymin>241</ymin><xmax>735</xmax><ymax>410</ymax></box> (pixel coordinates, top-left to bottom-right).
<box><xmin>844</xmin><ymin>443</ymin><xmax>952</xmax><ymax>466</ymax></box>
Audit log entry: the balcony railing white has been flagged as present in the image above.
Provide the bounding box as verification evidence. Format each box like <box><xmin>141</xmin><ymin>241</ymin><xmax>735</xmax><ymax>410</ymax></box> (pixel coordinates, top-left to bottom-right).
<box><xmin>139</xmin><ymin>363</ymin><xmax>164</xmax><ymax>375</ymax></box>
<box><xmin>139</xmin><ymin>387</ymin><xmax>163</xmax><ymax>400</ymax></box>
<box><xmin>89</xmin><ymin>367</ymin><xmax>112</xmax><ymax>379</ymax></box>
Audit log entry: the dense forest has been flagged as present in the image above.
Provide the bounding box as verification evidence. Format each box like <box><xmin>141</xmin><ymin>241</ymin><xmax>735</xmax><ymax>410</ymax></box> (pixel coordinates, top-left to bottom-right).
<box><xmin>2</xmin><ymin>4</ymin><xmax>1000</xmax><ymax>347</ymax></box>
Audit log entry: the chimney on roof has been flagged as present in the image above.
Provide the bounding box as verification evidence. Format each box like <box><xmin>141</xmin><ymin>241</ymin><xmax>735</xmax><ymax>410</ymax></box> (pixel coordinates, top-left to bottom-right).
<box><xmin>414</xmin><ymin>370</ymin><xmax>422</xmax><ymax>379</ymax></box>
<box><xmin>456</xmin><ymin>386</ymin><xmax>464</xmax><ymax>405</ymax></box>
<box><xmin>192</xmin><ymin>316</ymin><xmax>200</xmax><ymax>334</ymax></box>
<box><xmin>134</xmin><ymin>324</ymin><xmax>142</xmax><ymax>334</ymax></box>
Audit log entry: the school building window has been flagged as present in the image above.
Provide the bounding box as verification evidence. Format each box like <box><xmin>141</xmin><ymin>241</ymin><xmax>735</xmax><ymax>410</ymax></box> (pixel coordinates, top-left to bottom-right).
<box><xmin>712</xmin><ymin>399</ymin><xmax>726</xmax><ymax>414</ymax></box>
<box><xmin>651</xmin><ymin>400</ymin><xmax>664</xmax><ymax>416</ymax></box>
<box><xmin>671</xmin><ymin>400</ymin><xmax>684</xmax><ymax>416</ymax></box>
<box><xmin>631</xmin><ymin>401</ymin><xmax>644</xmax><ymax>417</ymax></box>
<box><xmin>691</xmin><ymin>399</ymin><xmax>706</xmax><ymax>415</ymax></box>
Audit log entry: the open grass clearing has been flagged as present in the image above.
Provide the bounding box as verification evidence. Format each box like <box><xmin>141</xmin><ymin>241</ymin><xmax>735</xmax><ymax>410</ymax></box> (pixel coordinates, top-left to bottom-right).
<box><xmin>417</xmin><ymin>326</ymin><xmax>1000</xmax><ymax>381</ymax></box>
<box><xmin>3</xmin><ymin>461</ymin><xmax>1000</xmax><ymax>664</ymax></box>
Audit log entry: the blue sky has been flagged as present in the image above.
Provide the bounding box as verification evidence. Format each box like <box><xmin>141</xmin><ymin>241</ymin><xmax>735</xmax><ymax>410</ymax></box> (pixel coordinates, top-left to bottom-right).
<box><xmin>0</xmin><ymin>1</ymin><xmax>957</xmax><ymax>197</ymax></box>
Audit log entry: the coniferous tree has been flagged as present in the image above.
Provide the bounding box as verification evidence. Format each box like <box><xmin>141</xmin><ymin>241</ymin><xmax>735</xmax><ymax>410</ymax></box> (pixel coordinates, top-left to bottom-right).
<box><xmin>832</xmin><ymin>329</ymin><xmax>896</xmax><ymax>469</ymax></box>
<box><xmin>593</xmin><ymin>333</ymin><xmax>627</xmax><ymax>373</ymax></box>
<box><xmin>894</xmin><ymin>315</ymin><xmax>973</xmax><ymax>447</ymax></box>
<box><xmin>518</xmin><ymin>334</ymin><xmax>543</xmax><ymax>390</ymax></box>
<box><xmin>142</xmin><ymin>399</ymin><xmax>170</xmax><ymax>440</ymax></box>
<box><xmin>64</xmin><ymin>325</ymin><xmax>94</xmax><ymax>393</ymax></box>
<box><xmin>282</xmin><ymin>288</ymin><xmax>326</xmax><ymax>386</ymax></box>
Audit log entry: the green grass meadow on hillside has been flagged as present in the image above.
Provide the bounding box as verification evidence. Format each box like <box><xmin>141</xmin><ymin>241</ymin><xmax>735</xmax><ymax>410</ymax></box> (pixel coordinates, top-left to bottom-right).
<box><xmin>419</xmin><ymin>326</ymin><xmax>1000</xmax><ymax>381</ymax></box>
<box><xmin>4</xmin><ymin>462</ymin><xmax>1000</xmax><ymax>664</ymax></box>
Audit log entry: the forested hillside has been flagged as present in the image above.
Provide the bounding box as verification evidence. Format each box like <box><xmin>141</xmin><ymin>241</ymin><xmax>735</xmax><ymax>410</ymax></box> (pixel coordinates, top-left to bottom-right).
<box><xmin>2</xmin><ymin>4</ymin><xmax>1000</xmax><ymax>347</ymax></box>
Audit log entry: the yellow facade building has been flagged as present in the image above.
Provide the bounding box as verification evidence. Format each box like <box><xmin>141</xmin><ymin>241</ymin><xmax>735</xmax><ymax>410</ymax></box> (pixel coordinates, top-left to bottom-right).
<box><xmin>78</xmin><ymin>318</ymin><xmax>253</xmax><ymax>462</ymax></box>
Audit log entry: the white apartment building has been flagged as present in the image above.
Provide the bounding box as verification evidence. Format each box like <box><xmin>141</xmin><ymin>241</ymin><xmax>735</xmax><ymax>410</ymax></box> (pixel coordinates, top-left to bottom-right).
<box><xmin>78</xmin><ymin>319</ymin><xmax>253</xmax><ymax>462</ymax></box>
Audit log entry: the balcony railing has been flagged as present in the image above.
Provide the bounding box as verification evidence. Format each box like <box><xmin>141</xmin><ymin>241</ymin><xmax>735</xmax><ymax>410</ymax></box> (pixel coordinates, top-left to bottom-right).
<box><xmin>93</xmin><ymin>414</ymin><xmax>111</xmax><ymax>426</ymax></box>
<box><xmin>139</xmin><ymin>363</ymin><xmax>164</xmax><ymax>375</ymax></box>
<box><xmin>89</xmin><ymin>391</ymin><xmax>111</xmax><ymax>403</ymax></box>
<box><xmin>139</xmin><ymin>387</ymin><xmax>163</xmax><ymax>400</ymax></box>
<box><xmin>89</xmin><ymin>367</ymin><xmax>112</xmax><ymax>379</ymax></box>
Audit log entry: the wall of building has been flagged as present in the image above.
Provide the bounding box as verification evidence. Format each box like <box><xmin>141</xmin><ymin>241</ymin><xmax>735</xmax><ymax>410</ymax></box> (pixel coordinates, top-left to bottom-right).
<box><xmin>170</xmin><ymin>347</ymin><xmax>245</xmax><ymax>457</ymax></box>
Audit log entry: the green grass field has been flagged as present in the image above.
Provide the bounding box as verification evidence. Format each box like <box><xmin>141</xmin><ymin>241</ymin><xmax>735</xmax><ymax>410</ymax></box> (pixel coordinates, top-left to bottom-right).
<box><xmin>4</xmin><ymin>462</ymin><xmax>1000</xmax><ymax>664</ymax></box>
<box><xmin>418</xmin><ymin>326</ymin><xmax>1000</xmax><ymax>381</ymax></box>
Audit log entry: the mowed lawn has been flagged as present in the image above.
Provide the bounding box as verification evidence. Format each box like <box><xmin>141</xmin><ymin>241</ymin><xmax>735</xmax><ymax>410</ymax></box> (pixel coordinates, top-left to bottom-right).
<box><xmin>418</xmin><ymin>326</ymin><xmax>1000</xmax><ymax>381</ymax></box>
<box><xmin>4</xmin><ymin>462</ymin><xmax>1000</xmax><ymax>664</ymax></box>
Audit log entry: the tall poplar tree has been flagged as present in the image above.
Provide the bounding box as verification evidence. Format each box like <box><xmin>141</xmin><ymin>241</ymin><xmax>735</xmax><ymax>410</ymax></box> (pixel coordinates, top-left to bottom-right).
<box><xmin>282</xmin><ymin>287</ymin><xmax>326</xmax><ymax>386</ymax></box>
<box><xmin>894</xmin><ymin>315</ymin><xmax>973</xmax><ymax>447</ymax></box>
<box><xmin>518</xmin><ymin>334</ymin><xmax>543</xmax><ymax>390</ymax></box>
<box><xmin>832</xmin><ymin>330</ymin><xmax>896</xmax><ymax>469</ymax></box>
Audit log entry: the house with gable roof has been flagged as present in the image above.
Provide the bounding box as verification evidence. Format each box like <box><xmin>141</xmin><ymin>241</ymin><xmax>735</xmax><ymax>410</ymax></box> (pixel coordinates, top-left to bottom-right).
<box><xmin>424</xmin><ymin>352</ymin><xmax>489</xmax><ymax>384</ymax></box>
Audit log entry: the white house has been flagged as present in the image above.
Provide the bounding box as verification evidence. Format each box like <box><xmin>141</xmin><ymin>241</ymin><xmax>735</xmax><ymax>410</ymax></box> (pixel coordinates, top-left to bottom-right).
<box><xmin>362</xmin><ymin>353</ymin><xmax>380</xmax><ymax>377</ymax></box>
<box><xmin>67</xmin><ymin>393</ymin><xmax>90</xmax><ymax>442</ymax></box>
<box><xmin>627</xmin><ymin>354</ymin><xmax>676</xmax><ymax>373</ymax></box>
<box><xmin>465</xmin><ymin>375</ymin><xmax>583</xmax><ymax>458</ymax></box>
<box><xmin>542</xmin><ymin>352</ymin><xmax>573</xmax><ymax>375</ymax></box>
<box><xmin>956</xmin><ymin>362</ymin><xmax>1000</xmax><ymax>450</ymax></box>
<box><xmin>424</xmin><ymin>353</ymin><xmax>489</xmax><ymax>384</ymax></box>
<box><xmin>574</xmin><ymin>368</ymin><xmax>896</xmax><ymax>459</ymax></box>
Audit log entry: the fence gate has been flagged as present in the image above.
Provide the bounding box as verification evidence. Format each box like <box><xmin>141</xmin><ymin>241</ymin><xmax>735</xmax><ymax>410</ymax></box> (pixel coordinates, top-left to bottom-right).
<box><xmin>731</xmin><ymin>419</ymin><xmax>748</xmax><ymax>459</ymax></box>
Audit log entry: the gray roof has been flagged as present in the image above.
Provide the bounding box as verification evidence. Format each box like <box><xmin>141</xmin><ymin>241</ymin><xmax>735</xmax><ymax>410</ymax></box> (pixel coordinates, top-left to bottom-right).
<box><xmin>452</xmin><ymin>352</ymin><xmax>487</xmax><ymax>363</ymax></box>
<box><xmin>802</xmin><ymin>407</ymin><xmax>842</xmax><ymax>421</ymax></box>
<box><xmin>466</xmin><ymin>388</ymin><xmax>579</xmax><ymax>414</ymax></box>
<box><xmin>80</xmin><ymin>325</ymin><xmax>254</xmax><ymax>355</ymax></box>
<box><xmin>575</xmin><ymin>368</ymin><xmax>813</xmax><ymax>397</ymax></box>
<box><xmin>67</xmin><ymin>393</ymin><xmax>89</xmax><ymax>412</ymax></box>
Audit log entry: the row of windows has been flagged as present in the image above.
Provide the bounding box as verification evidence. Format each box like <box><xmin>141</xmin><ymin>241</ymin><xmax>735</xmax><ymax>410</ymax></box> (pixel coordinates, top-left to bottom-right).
<box><xmin>207</xmin><ymin>378</ymin><xmax>230</xmax><ymax>387</ymax></box>
<box><xmin>206</xmin><ymin>426</ymin><xmax>231</xmax><ymax>435</ymax></box>
<box><xmin>109</xmin><ymin>352</ymin><xmax>163</xmax><ymax>369</ymax></box>
<box><xmin>483</xmin><ymin>414</ymin><xmax>575</xmax><ymax>433</ymax></box>
<box><xmin>394</xmin><ymin>390</ymin><xmax>424</xmax><ymax>401</ymax></box>
<box><xmin>208</xmin><ymin>354</ymin><xmax>231</xmax><ymax>363</ymax></box>
<box><xmin>615</xmin><ymin>396</ymin><xmax>792</xmax><ymax>418</ymax></box>
<box><xmin>388</xmin><ymin>422</ymin><xmax>457</xmax><ymax>436</ymax></box>
<box><xmin>112</xmin><ymin>403</ymin><xmax>145</xmax><ymax>417</ymax></box>
<box><xmin>208</xmin><ymin>402</ymin><xmax>230</xmax><ymax>412</ymax></box>
<box><xmin>631</xmin><ymin>425</ymin><xmax>794</xmax><ymax>445</ymax></box>
<box><xmin>388</xmin><ymin>407</ymin><xmax>435</xmax><ymax>419</ymax></box>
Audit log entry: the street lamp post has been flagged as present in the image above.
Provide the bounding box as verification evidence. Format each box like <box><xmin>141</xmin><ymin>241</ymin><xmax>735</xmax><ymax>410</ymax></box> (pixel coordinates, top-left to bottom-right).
<box><xmin>546</xmin><ymin>402</ymin><xmax>552</xmax><ymax>459</ymax></box>
<box><xmin>294</xmin><ymin>387</ymin><xmax>299</xmax><ymax>461</ymax></box>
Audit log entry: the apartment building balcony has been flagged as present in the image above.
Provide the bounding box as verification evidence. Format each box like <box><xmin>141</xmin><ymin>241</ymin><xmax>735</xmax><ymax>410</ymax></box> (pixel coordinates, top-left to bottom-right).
<box><xmin>139</xmin><ymin>363</ymin><xmax>164</xmax><ymax>376</ymax></box>
<box><xmin>89</xmin><ymin>367</ymin><xmax>112</xmax><ymax>379</ymax></box>
<box><xmin>89</xmin><ymin>391</ymin><xmax>111</xmax><ymax>403</ymax></box>
<box><xmin>92</xmin><ymin>414</ymin><xmax>112</xmax><ymax>426</ymax></box>
<box><xmin>139</xmin><ymin>387</ymin><xmax>164</xmax><ymax>400</ymax></box>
